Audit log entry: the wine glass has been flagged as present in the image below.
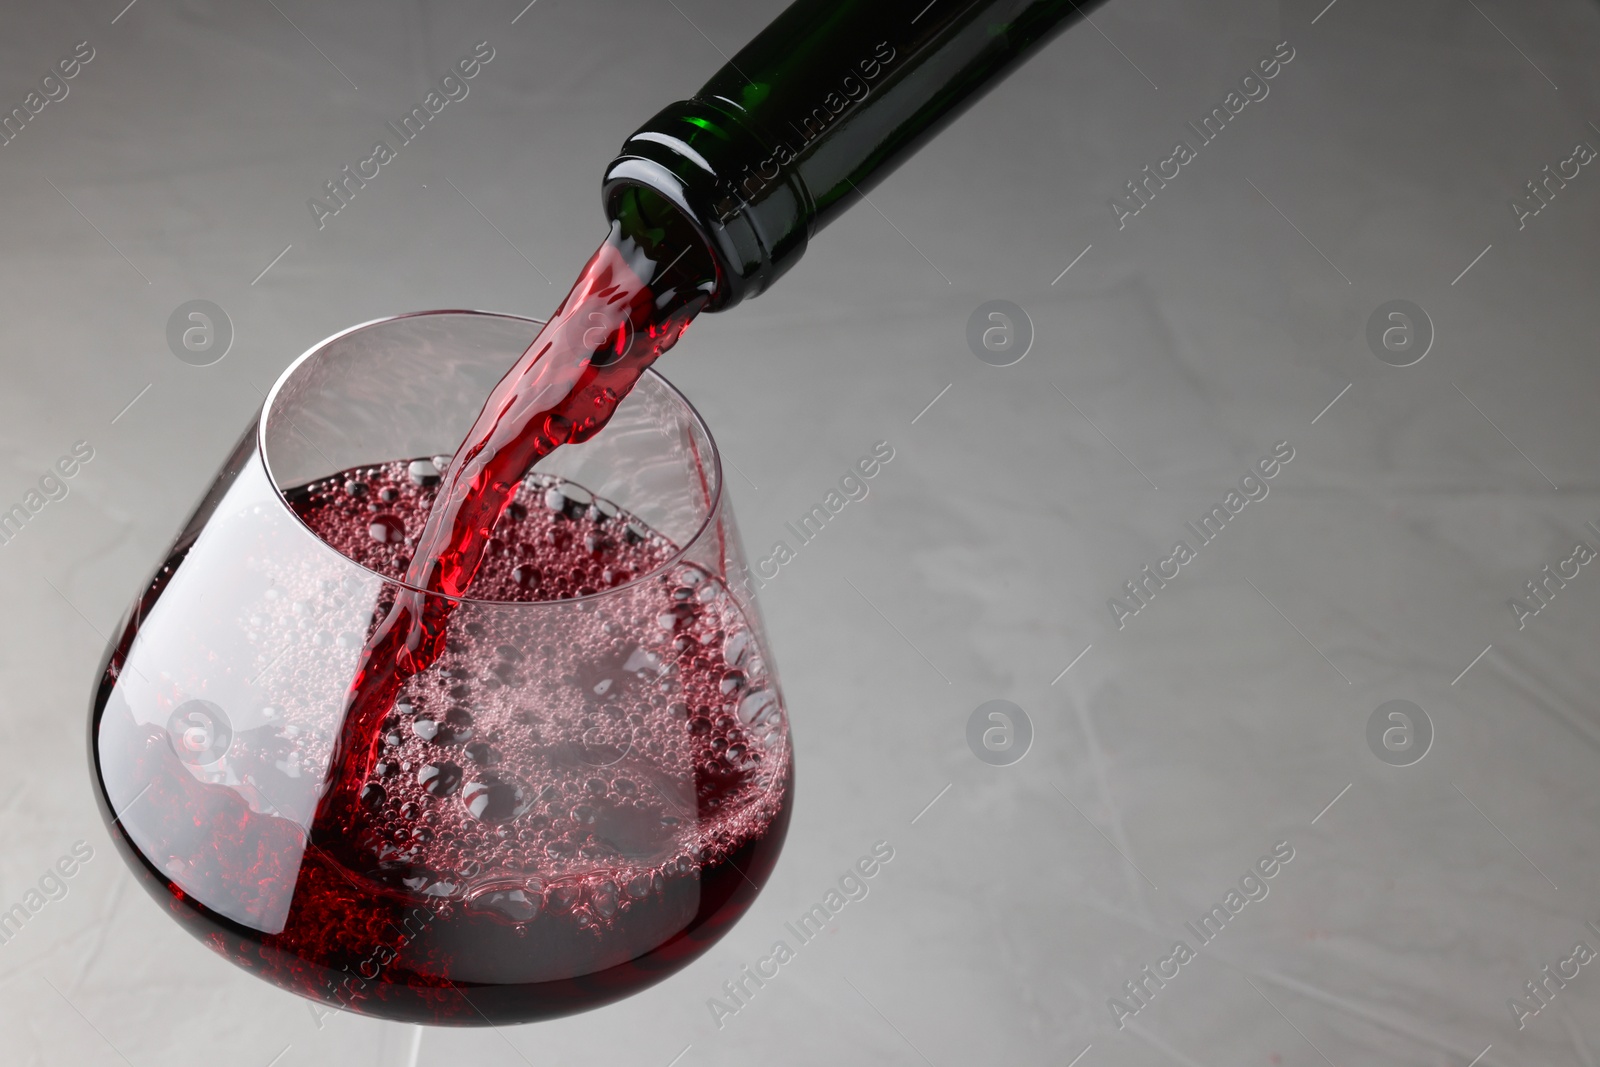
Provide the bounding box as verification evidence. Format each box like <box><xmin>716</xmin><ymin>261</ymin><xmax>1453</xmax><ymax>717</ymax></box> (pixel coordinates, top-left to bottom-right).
<box><xmin>89</xmin><ymin>310</ymin><xmax>792</xmax><ymax>1027</ymax></box>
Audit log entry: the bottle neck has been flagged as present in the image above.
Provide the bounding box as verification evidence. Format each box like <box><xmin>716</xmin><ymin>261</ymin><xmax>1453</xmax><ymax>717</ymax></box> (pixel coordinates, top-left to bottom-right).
<box><xmin>603</xmin><ymin>0</ymin><xmax>1108</xmax><ymax>310</ymax></box>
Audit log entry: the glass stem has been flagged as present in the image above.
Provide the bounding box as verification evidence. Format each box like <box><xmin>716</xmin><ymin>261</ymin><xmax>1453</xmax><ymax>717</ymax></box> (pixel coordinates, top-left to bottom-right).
<box><xmin>372</xmin><ymin>1022</ymin><xmax>424</xmax><ymax>1065</ymax></box>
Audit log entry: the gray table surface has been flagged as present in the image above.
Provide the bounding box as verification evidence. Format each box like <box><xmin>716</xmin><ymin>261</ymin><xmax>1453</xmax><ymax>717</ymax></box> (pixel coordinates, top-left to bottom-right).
<box><xmin>5</xmin><ymin>0</ymin><xmax>1600</xmax><ymax>1064</ymax></box>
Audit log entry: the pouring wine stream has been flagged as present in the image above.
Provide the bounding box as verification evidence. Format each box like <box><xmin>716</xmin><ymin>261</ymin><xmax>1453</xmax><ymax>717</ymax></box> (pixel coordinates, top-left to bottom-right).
<box><xmin>316</xmin><ymin>197</ymin><xmax>717</xmax><ymax>838</ymax></box>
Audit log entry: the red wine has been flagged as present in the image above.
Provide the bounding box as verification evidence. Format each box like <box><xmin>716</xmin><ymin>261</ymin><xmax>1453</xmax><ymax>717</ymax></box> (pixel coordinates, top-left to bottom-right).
<box><xmin>98</xmin><ymin>462</ymin><xmax>791</xmax><ymax>1024</ymax></box>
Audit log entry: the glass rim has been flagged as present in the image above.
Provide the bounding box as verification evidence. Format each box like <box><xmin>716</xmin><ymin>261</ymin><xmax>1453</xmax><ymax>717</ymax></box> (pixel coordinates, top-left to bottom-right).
<box><xmin>257</xmin><ymin>307</ymin><xmax>726</xmax><ymax>608</ymax></box>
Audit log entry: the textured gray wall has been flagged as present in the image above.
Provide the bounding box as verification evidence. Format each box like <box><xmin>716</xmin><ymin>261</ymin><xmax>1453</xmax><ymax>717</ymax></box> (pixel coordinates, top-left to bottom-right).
<box><xmin>4</xmin><ymin>0</ymin><xmax>1600</xmax><ymax>1064</ymax></box>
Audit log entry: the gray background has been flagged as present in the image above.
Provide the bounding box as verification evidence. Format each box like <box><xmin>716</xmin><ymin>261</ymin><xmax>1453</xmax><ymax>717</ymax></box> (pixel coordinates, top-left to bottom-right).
<box><xmin>4</xmin><ymin>0</ymin><xmax>1600</xmax><ymax>1064</ymax></box>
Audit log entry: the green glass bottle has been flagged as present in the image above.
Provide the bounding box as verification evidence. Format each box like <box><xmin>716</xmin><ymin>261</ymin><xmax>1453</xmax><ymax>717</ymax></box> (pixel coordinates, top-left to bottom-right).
<box><xmin>603</xmin><ymin>0</ymin><xmax>1110</xmax><ymax>310</ymax></box>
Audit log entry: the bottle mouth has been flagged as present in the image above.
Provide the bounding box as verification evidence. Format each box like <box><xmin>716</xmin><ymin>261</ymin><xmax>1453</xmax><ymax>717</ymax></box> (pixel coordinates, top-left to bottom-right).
<box><xmin>602</xmin><ymin>158</ymin><xmax>732</xmax><ymax>311</ymax></box>
<box><xmin>603</xmin><ymin>99</ymin><xmax>812</xmax><ymax>312</ymax></box>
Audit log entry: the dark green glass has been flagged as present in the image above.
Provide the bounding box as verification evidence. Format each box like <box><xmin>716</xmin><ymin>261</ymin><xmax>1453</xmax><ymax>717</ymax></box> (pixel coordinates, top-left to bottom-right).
<box><xmin>603</xmin><ymin>0</ymin><xmax>1110</xmax><ymax>309</ymax></box>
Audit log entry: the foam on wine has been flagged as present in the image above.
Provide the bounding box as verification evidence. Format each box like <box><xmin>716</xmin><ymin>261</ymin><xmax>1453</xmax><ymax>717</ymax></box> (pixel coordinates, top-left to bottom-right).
<box><xmin>287</xmin><ymin>461</ymin><xmax>788</xmax><ymax>911</ymax></box>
